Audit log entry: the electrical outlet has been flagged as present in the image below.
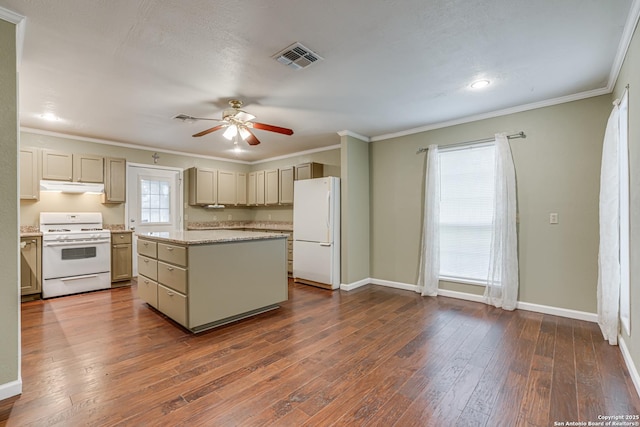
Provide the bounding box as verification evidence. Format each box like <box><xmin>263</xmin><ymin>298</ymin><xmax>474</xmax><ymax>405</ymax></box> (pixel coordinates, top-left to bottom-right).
<box><xmin>549</xmin><ymin>213</ymin><xmax>559</xmax><ymax>224</ymax></box>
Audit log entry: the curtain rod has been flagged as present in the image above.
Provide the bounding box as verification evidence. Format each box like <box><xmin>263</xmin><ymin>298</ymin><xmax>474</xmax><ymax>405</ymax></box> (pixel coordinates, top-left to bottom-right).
<box><xmin>416</xmin><ymin>131</ymin><xmax>526</xmax><ymax>154</ymax></box>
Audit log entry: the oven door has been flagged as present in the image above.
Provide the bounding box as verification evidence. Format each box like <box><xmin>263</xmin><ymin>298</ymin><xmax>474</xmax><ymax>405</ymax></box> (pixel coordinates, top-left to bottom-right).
<box><xmin>42</xmin><ymin>239</ymin><xmax>110</xmax><ymax>279</ymax></box>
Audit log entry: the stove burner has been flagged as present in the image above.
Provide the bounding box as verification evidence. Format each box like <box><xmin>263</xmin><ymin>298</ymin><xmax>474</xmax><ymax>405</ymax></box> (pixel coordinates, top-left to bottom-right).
<box><xmin>81</xmin><ymin>228</ymin><xmax>104</xmax><ymax>231</ymax></box>
<box><xmin>48</xmin><ymin>228</ymin><xmax>71</xmax><ymax>232</ymax></box>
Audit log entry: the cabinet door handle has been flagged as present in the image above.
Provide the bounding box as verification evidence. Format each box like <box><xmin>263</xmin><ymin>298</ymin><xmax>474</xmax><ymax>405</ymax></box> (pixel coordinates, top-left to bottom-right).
<box><xmin>119</xmin><ymin>235</ymin><xmax>125</xmax><ymax>239</ymax></box>
<box><xmin>143</xmin><ymin>259</ymin><xmax>149</xmax><ymax>263</ymax></box>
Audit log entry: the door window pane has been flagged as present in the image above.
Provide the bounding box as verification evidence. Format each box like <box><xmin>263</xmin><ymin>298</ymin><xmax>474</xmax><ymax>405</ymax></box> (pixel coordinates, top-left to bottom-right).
<box><xmin>140</xmin><ymin>178</ymin><xmax>171</xmax><ymax>224</ymax></box>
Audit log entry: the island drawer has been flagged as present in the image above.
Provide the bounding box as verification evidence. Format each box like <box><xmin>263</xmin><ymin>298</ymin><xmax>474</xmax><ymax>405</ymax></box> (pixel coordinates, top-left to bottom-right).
<box><xmin>138</xmin><ymin>239</ymin><xmax>157</xmax><ymax>258</ymax></box>
<box><xmin>138</xmin><ymin>276</ymin><xmax>158</xmax><ymax>308</ymax></box>
<box><xmin>138</xmin><ymin>255</ymin><xmax>157</xmax><ymax>280</ymax></box>
<box><xmin>158</xmin><ymin>261</ymin><xmax>187</xmax><ymax>293</ymax></box>
<box><xmin>158</xmin><ymin>284</ymin><xmax>187</xmax><ymax>327</ymax></box>
<box><xmin>158</xmin><ymin>243</ymin><xmax>187</xmax><ymax>267</ymax></box>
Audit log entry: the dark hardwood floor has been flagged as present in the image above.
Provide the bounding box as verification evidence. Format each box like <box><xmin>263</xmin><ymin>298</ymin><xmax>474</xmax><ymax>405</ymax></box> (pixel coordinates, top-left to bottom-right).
<box><xmin>1</xmin><ymin>280</ymin><xmax>639</xmax><ymax>426</ymax></box>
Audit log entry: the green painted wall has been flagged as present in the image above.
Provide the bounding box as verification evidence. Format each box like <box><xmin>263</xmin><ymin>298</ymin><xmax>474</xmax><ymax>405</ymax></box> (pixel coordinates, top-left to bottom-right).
<box><xmin>370</xmin><ymin>95</ymin><xmax>611</xmax><ymax>313</ymax></box>
<box><xmin>0</xmin><ymin>18</ymin><xmax>20</xmax><ymax>393</ymax></box>
<box><xmin>341</xmin><ymin>135</ymin><xmax>370</xmax><ymax>285</ymax></box>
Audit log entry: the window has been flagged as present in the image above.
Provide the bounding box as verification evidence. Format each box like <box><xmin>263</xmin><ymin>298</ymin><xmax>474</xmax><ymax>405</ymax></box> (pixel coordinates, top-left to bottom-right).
<box><xmin>439</xmin><ymin>144</ymin><xmax>495</xmax><ymax>284</ymax></box>
<box><xmin>140</xmin><ymin>178</ymin><xmax>171</xmax><ymax>224</ymax></box>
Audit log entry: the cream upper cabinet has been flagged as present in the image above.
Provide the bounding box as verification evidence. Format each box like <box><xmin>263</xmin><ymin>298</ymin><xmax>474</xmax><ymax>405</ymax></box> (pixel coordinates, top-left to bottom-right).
<box><xmin>188</xmin><ymin>167</ymin><xmax>217</xmax><ymax>205</ymax></box>
<box><xmin>265</xmin><ymin>169</ymin><xmax>279</xmax><ymax>205</ymax></box>
<box><xmin>103</xmin><ymin>157</ymin><xmax>126</xmax><ymax>203</ymax></box>
<box><xmin>256</xmin><ymin>170</ymin><xmax>266</xmax><ymax>205</ymax></box>
<box><xmin>73</xmin><ymin>154</ymin><xmax>104</xmax><ymax>183</ymax></box>
<box><xmin>236</xmin><ymin>172</ymin><xmax>247</xmax><ymax>206</ymax></box>
<box><xmin>42</xmin><ymin>150</ymin><xmax>105</xmax><ymax>183</ymax></box>
<box><xmin>247</xmin><ymin>172</ymin><xmax>257</xmax><ymax>205</ymax></box>
<box><xmin>42</xmin><ymin>150</ymin><xmax>73</xmax><ymax>181</ymax></box>
<box><xmin>217</xmin><ymin>170</ymin><xmax>237</xmax><ymax>205</ymax></box>
<box><xmin>279</xmin><ymin>166</ymin><xmax>294</xmax><ymax>205</ymax></box>
<box><xmin>295</xmin><ymin>162</ymin><xmax>323</xmax><ymax>180</ymax></box>
<box><xmin>20</xmin><ymin>148</ymin><xmax>39</xmax><ymax>200</ymax></box>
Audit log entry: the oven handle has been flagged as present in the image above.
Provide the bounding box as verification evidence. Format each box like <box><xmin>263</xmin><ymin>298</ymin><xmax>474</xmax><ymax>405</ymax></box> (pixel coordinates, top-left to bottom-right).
<box><xmin>43</xmin><ymin>239</ymin><xmax>111</xmax><ymax>247</ymax></box>
<box><xmin>60</xmin><ymin>274</ymin><xmax>98</xmax><ymax>281</ymax></box>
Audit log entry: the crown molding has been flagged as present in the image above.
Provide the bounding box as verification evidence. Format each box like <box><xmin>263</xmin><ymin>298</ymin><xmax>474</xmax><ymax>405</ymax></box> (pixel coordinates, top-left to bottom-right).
<box><xmin>0</xmin><ymin>6</ymin><xmax>24</xmax><ymax>24</ymax></box>
<box><xmin>249</xmin><ymin>144</ymin><xmax>341</xmax><ymax>165</ymax></box>
<box><xmin>337</xmin><ymin>130</ymin><xmax>370</xmax><ymax>142</ymax></box>
<box><xmin>608</xmin><ymin>0</ymin><xmax>640</xmax><ymax>91</ymax></box>
<box><xmin>20</xmin><ymin>127</ymin><xmax>251</xmax><ymax>164</ymax></box>
<box><xmin>370</xmin><ymin>86</ymin><xmax>610</xmax><ymax>142</ymax></box>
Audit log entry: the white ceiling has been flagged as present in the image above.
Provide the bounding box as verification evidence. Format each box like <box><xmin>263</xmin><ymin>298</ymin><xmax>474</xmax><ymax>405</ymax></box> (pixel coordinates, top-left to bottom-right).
<box><xmin>1</xmin><ymin>0</ymin><xmax>636</xmax><ymax>162</ymax></box>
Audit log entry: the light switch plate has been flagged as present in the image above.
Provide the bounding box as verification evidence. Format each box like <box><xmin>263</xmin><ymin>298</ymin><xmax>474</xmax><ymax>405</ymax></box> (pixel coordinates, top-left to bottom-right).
<box><xmin>549</xmin><ymin>213</ymin><xmax>559</xmax><ymax>224</ymax></box>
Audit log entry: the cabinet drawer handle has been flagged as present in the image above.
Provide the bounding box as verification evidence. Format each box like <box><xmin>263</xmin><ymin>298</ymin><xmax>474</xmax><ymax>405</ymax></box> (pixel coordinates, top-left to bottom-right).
<box><xmin>167</xmin><ymin>291</ymin><xmax>174</xmax><ymax>296</ymax></box>
<box><xmin>119</xmin><ymin>235</ymin><xmax>125</xmax><ymax>239</ymax></box>
<box><xmin>166</xmin><ymin>267</ymin><xmax>174</xmax><ymax>271</ymax></box>
<box><xmin>143</xmin><ymin>259</ymin><xmax>149</xmax><ymax>263</ymax></box>
<box><xmin>166</xmin><ymin>247</ymin><xmax>174</xmax><ymax>252</ymax></box>
<box><xmin>143</xmin><ymin>242</ymin><xmax>149</xmax><ymax>246</ymax></box>
<box><xmin>144</xmin><ymin>279</ymin><xmax>149</xmax><ymax>284</ymax></box>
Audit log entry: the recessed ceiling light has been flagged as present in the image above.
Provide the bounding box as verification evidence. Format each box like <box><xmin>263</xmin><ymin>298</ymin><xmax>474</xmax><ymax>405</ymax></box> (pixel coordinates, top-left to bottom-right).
<box><xmin>40</xmin><ymin>112</ymin><xmax>60</xmax><ymax>121</ymax></box>
<box><xmin>470</xmin><ymin>79</ymin><xmax>491</xmax><ymax>89</ymax></box>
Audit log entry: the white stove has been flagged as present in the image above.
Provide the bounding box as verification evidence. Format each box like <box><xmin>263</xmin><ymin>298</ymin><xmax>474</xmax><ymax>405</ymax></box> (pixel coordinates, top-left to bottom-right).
<box><xmin>40</xmin><ymin>212</ymin><xmax>111</xmax><ymax>298</ymax></box>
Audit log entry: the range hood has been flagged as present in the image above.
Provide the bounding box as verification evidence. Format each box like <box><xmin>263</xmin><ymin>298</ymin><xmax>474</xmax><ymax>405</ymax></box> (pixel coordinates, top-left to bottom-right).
<box><xmin>40</xmin><ymin>180</ymin><xmax>105</xmax><ymax>194</ymax></box>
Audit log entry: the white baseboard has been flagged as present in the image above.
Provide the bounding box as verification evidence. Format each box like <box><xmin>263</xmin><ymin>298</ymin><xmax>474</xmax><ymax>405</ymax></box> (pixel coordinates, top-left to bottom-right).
<box><xmin>369</xmin><ymin>278</ymin><xmax>418</xmax><ymax>292</ymax></box>
<box><xmin>516</xmin><ymin>301</ymin><xmax>597</xmax><ymax>323</ymax></box>
<box><xmin>340</xmin><ymin>277</ymin><xmax>371</xmax><ymax>291</ymax></box>
<box><xmin>0</xmin><ymin>379</ymin><xmax>22</xmax><ymax>401</ymax></box>
<box><xmin>619</xmin><ymin>336</ymin><xmax>640</xmax><ymax>399</ymax></box>
<box><xmin>367</xmin><ymin>278</ymin><xmax>598</xmax><ymax>322</ymax></box>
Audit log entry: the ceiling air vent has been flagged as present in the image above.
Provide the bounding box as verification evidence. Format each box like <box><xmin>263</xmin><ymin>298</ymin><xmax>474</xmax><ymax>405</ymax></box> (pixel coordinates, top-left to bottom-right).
<box><xmin>273</xmin><ymin>42</ymin><xmax>323</xmax><ymax>70</ymax></box>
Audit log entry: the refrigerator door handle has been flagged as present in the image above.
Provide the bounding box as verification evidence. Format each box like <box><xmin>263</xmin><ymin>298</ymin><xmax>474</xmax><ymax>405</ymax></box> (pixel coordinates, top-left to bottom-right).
<box><xmin>326</xmin><ymin>191</ymin><xmax>331</xmax><ymax>231</ymax></box>
<box><xmin>320</xmin><ymin>243</ymin><xmax>332</xmax><ymax>247</ymax></box>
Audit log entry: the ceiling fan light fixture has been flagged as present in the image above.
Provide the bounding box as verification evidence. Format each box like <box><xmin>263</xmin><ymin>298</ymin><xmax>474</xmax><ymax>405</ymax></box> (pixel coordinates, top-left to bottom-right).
<box><xmin>222</xmin><ymin>125</ymin><xmax>237</xmax><ymax>140</ymax></box>
<box><xmin>238</xmin><ymin>127</ymin><xmax>251</xmax><ymax>140</ymax></box>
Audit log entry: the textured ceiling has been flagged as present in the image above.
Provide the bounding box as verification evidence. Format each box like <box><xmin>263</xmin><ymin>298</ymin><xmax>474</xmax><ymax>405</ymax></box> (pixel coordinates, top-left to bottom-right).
<box><xmin>0</xmin><ymin>0</ymin><xmax>635</xmax><ymax>161</ymax></box>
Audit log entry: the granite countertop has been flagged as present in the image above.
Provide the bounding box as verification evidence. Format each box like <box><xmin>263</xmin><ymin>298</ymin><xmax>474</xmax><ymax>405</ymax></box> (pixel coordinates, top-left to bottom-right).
<box><xmin>137</xmin><ymin>229</ymin><xmax>288</xmax><ymax>245</ymax></box>
<box><xmin>20</xmin><ymin>231</ymin><xmax>43</xmax><ymax>237</ymax></box>
<box><xmin>187</xmin><ymin>221</ymin><xmax>293</xmax><ymax>232</ymax></box>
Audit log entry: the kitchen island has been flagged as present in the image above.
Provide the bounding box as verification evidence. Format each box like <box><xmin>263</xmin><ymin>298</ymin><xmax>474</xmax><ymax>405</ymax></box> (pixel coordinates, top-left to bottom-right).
<box><xmin>136</xmin><ymin>229</ymin><xmax>288</xmax><ymax>333</ymax></box>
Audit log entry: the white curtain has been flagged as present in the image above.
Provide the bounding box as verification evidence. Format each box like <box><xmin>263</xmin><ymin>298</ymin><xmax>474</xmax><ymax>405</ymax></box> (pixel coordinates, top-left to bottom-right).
<box><xmin>484</xmin><ymin>133</ymin><xmax>519</xmax><ymax>310</ymax></box>
<box><xmin>417</xmin><ymin>144</ymin><xmax>440</xmax><ymax>296</ymax></box>
<box><xmin>597</xmin><ymin>104</ymin><xmax>620</xmax><ymax>346</ymax></box>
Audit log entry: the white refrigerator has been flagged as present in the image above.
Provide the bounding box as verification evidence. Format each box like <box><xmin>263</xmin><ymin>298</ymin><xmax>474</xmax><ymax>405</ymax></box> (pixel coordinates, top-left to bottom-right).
<box><xmin>293</xmin><ymin>177</ymin><xmax>341</xmax><ymax>289</ymax></box>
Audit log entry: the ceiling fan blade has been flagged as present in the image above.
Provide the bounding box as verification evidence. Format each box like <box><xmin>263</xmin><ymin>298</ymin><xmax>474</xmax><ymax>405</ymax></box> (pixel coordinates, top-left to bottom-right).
<box><xmin>192</xmin><ymin>124</ymin><xmax>226</xmax><ymax>137</ymax></box>
<box><xmin>174</xmin><ymin>114</ymin><xmax>221</xmax><ymax>122</ymax></box>
<box><xmin>245</xmin><ymin>129</ymin><xmax>261</xmax><ymax>146</ymax></box>
<box><xmin>250</xmin><ymin>122</ymin><xmax>294</xmax><ymax>135</ymax></box>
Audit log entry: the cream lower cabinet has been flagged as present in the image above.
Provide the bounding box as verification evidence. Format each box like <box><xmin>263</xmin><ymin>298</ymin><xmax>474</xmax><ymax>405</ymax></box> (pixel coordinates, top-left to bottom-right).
<box><xmin>137</xmin><ymin>234</ymin><xmax>287</xmax><ymax>333</ymax></box>
<box><xmin>138</xmin><ymin>240</ymin><xmax>188</xmax><ymax>328</ymax></box>
<box><xmin>111</xmin><ymin>232</ymin><xmax>132</xmax><ymax>283</ymax></box>
<box><xmin>21</xmin><ymin>236</ymin><xmax>41</xmax><ymax>296</ymax></box>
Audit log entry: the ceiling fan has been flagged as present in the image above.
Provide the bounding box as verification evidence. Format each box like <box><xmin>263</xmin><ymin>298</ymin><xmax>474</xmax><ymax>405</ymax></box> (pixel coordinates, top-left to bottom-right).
<box><xmin>174</xmin><ymin>100</ymin><xmax>294</xmax><ymax>146</ymax></box>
